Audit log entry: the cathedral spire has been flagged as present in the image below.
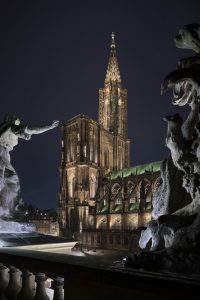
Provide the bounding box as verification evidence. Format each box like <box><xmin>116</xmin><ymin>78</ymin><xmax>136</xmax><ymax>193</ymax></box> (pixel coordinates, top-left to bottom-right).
<box><xmin>99</xmin><ymin>33</ymin><xmax>128</xmax><ymax>140</ymax></box>
<box><xmin>111</xmin><ymin>32</ymin><xmax>115</xmax><ymax>49</ymax></box>
<box><xmin>105</xmin><ymin>32</ymin><xmax>121</xmax><ymax>85</ymax></box>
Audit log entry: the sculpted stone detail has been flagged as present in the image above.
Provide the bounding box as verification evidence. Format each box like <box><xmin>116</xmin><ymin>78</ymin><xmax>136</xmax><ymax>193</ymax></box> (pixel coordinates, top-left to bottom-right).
<box><xmin>152</xmin><ymin>157</ymin><xmax>191</xmax><ymax>219</ymax></box>
<box><xmin>125</xmin><ymin>24</ymin><xmax>200</xmax><ymax>273</ymax></box>
<box><xmin>0</xmin><ymin>114</ymin><xmax>59</xmax><ymax>219</ymax></box>
<box><xmin>161</xmin><ymin>24</ymin><xmax>200</xmax><ymax>107</ymax></box>
<box><xmin>162</xmin><ymin>24</ymin><xmax>200</xmax><ymax>217</ymax></box>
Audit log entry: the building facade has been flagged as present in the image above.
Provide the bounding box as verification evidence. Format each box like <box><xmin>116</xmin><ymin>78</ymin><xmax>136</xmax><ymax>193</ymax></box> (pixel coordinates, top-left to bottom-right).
<box><xmin>58</xmin><ymin>34</ymin><xmax>161</xmax><ymax>250</ymax></box>
<box><xmin>81</xmin><ymin>162</ymin><xmax>161</xmax><ymax>251</ymax></box>
<box><xmin>29</xmin><ymin>216</ymin><xmax>59</xmax><ymax>236</ymax></box>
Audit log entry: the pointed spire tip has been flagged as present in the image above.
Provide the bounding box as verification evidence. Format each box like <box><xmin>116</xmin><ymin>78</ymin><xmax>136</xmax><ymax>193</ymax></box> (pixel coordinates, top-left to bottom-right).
<box><xmin>111</xmin><ymin>32</ymin><xmax>115</xmax><ymax>48</ymax></box>
<box><xmin>105</xmin><ymin>32</ymin><xmax>121</xmax><ymax>83</ymax></box>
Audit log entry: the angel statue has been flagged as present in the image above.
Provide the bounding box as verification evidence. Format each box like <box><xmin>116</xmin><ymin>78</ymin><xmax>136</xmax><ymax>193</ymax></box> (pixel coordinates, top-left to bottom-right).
<box><xmin>0</xmin><ymin>114</ymin><xmax>59</xmax><ymax>219</ymax></box>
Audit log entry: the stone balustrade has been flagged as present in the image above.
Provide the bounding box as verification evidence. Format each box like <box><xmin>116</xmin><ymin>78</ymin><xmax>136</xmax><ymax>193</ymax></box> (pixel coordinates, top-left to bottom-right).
<box><xmin>0</xmin><ymin>247</ymin><xmax>200</xmax><ymax>300</ymax></box>
<box><xmin>0</xmin><ymin>263</ymin><xmax>64</xmax><ymax>300</ymax></box>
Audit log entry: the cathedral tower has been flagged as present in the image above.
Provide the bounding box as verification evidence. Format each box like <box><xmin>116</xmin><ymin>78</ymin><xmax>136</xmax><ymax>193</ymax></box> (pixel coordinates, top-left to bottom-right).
<box><xmin>99</xmin><ymin>33</ymin><xmax>128</xmax><ymax>138</ymax></box>
<box><xmin>58</xmin><ymin>34</ymin><xmax>130</xmax><ymax>237</ymax></box>
<box><xmin>99</xmin><ymin>33</ymin><xmax>130</xmax><ymax>171</ymax></box>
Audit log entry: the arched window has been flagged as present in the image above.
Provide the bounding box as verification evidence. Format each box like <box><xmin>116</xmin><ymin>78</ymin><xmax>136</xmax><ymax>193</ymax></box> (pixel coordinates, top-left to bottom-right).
<box><xmin>118</xmin><ymin>96</ymin><xmax>123</xmax><ymax>135</ymax></box>
<box><xmin>138</xmin><ymin>179</ymin><xmax>151</xmax><ymax>212</ymax></box>
<box><xmin>69</xmin><ymin>208</ymin><xmax>78</xmax><ymax>233</ymax></box>
<box><xmin>89</xmin><ymin>130</ymin><xmax>94</xmax><ymax>161</ymax></box>
<box><xmin>111</xmin><ymin>183</ymin><xmax>121</xmax><ymax>198</ymax></box>
<box><xmin>104</xmin><ymin>148</ymin><xmax>109</xmax><ymax>169</ymax></box>
<box><xmin>118</xmin><ymin>146</ymin><xmax>123</xmax><ymax>169</ymax></box>
<box><xmin>104</xmin><ymin>98</ymin><xmax>109</xmax><ymax>129</ymax></box>
<box><xmin>90</xmin><ymin>175</ymin><xmax>96</xmax><ymax>198</ymax></box>
<box><xmin>115</xmin><ymin>198</ymin><xmax>122</xmax><ymax>205</ymax></box>
<box><xmin>67</xmin><ymin>134</ymin><xmax>71</xmax><ymax>162</ymax></box>
<box><xmin>68</xmin><ymin>176</ymin><xmax>75</xmax><ymax>198</ymax></box>
<box><xmin>83</xmin><ymin>145</ymin><xmax>87</xmax><ymax>158</ymax></box>
<box><xmin>127</xmin><ymin>181</ymin><xmax>135</xmax><ymax>193</ymax></box>
<box><xmin>76</xmin><ymin>132</ymin><xmax>80</xmax><ymax>158</ymax></box>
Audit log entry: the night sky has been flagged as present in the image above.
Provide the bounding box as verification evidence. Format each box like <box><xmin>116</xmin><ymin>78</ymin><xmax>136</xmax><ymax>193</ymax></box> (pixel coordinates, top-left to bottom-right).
<box><xmin>0</xmin><ymin>0</ymin><xmax>200</xmax><ymax>209</ymax></box>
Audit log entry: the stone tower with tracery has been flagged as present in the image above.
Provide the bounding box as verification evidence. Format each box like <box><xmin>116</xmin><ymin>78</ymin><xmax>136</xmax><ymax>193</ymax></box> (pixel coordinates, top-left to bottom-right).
<box><xmin>58</xmin><ymin>33</ymin><xmax>130</xmax><ymax>237</ymax></box>
<box><xmin>99</xmin><ymin>33</ymin><xmax>130</xmax><ymax>171</ymax></box>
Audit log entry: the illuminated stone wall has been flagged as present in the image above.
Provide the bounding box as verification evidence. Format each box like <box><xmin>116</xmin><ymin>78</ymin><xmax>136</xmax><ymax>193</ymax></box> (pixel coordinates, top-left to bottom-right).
<box><xmin>58</xmin><ymin>33</ymin><xmax>130</xmax><ymax>237</ymax></box>
<box><xmin>29</xmin><ymin>217</ymin><xmax>59</xmax><ymax>236</ymax></box>
<box><xmin>81</xmin><ymin>169</ymin><xmax>160</xmax><ymax>250</ymax></box>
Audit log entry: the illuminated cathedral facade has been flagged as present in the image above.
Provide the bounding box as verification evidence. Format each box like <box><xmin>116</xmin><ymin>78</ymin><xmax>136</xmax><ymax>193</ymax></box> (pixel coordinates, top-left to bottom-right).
<box><xmin>58</xmin><ymin>34</ymin><xmax>160</xmax><ymax>250</ymax></box>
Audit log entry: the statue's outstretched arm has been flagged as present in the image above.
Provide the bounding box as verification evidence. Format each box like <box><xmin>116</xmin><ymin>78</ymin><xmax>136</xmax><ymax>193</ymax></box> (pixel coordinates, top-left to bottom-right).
<box><xmin>24</xmin><ymin>120</ymin><xmax>59</xmax><ymax>135</ymax></box>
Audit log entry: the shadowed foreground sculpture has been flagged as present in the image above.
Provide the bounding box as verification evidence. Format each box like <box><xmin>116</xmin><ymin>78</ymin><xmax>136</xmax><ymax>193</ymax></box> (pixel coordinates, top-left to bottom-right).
<box><xmin>0</xmin><ymin>114</ymin><xmax>59</xmax><ymax>219</ymax></box>
<box><xmin>125</xmin><ymin>24</ymin><xmax>200</xmax><ymax>273</ymax></box>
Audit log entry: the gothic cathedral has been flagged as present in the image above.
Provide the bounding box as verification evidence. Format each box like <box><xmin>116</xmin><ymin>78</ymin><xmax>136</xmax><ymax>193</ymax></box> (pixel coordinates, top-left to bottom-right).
<box><xmin>58</xmin><ymin>33</ymin><xmax>130</xmax><ymax>237</ymax></box>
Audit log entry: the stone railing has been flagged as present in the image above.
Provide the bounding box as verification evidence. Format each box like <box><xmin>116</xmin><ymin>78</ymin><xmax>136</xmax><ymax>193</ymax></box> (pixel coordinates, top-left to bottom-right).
<box><xmin>0</xmin><ymin>263</ymin><xmax>64</xmax><ymax>300</ymax></box>
<box><xmin>0</xmin><ymin>247</ymin><xmax>200</xmax><ymax>300</ymax></box>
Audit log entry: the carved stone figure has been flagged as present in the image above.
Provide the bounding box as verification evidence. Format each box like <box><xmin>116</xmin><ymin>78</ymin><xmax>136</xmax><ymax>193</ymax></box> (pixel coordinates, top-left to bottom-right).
<box><xmin>161</xmin><ymin>23</ymin><xmax>200</xmax><ymax>108</ymax></box>
<box><xmin>152</xmin><ymin>156</ymin><xmax>191</xmax><ymax>218</ymax></box>
<box><xmin>125</xmin><ymin>24</ymin><xmax>200</xmax><ymax>273</ymax></box>
<box><xmin>0</xmin><ymin>114</ymin><xmax>59</xmax><ymax>219</ymax></box>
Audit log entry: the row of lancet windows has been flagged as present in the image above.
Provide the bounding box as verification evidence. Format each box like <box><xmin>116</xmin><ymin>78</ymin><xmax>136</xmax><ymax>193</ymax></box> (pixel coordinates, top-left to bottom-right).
<box><xmin>103</xmin><ymin>146</ymin><xmax>123</xmax><ymax>170</ymax></box>
<box><xmin>99</xmin><ymin>179</ymin><xmax>155</xmax><ymax>211</ymax></box>
<box><xmin>101</xmin><ymin>88</ymin><xmax>125</xmax><ymax>137</ymax></box>
<box><xmin>66</xmin><ymin>134</ymin><xmax>97</xmax><ymax>163</ymax></box>
<box><xmin>64</xmin><ymin>131</ymin><xmax>124</xmax><ymax>169</ymax></box>
<box><xmin>68</xmin><ymin>175</ymin><xmax>97</xmax><ymax>198</ymax></box>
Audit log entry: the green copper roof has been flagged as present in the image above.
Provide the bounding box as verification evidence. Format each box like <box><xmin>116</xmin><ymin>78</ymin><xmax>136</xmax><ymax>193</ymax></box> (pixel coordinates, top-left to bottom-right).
<box><xmin>112</xmin><ymin>204</ymin><xmax>123</xmax><ymax>212</ymax></box>
<box><xmin>129</xmin><ymin>202</ymin><xmax>139</xmax><ymax>211</ymax></box>
<box><xmin>145</xmin><ymin>202</ymin><xmax>152</xmax><ymax>211</ymax></box>
<box><xmin>101</xmin><ymin>205</ymin><xmax>109</xmax><ymax>213</ymax></box>
<box><xmin>110</xmin><ymin>161</ymin><xmax>162</xmax><ymax>180</ymax></box>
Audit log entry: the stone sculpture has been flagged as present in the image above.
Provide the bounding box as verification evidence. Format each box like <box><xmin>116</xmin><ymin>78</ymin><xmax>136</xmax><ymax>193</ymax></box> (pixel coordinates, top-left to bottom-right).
<box><xmin>0</xmin><ymin>114</ymin><xmax>59</xmax><ymax>219</ymax></box>
<box><xmin>161</xmin><ymin>24</ymin><xmax>200</xmax><ymax>217</ymax></box>
<box><xmin>125</xmin><ymin>24</ymin><xmax>200</xmax><ymax>273</ymax></box>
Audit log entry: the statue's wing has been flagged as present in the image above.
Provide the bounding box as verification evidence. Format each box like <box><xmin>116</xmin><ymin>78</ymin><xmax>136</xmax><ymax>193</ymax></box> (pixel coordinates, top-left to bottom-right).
<box><xmin>161</xmin><ymin>65</ymin><xmax>200</xmax><ymax>95</ymax></box>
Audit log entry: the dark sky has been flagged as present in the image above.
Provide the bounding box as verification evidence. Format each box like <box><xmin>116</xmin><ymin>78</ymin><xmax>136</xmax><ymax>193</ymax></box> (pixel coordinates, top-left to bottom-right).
<box><xmin>0</xmin><ymin>0</ymin><xmax>199</xmax><ymax>209</ymax></box>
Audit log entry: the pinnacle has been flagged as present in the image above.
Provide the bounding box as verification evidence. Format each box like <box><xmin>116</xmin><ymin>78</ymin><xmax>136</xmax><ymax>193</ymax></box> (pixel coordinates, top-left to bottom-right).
<box><xmin>111</xmin><ymin>32</ymin><xmax>115</xmax><ymax>49</ymax></box>
<box><xmin>105</xmin><ymin>33</ymin><xmax>121</xmax><ymax>84</ymax></box>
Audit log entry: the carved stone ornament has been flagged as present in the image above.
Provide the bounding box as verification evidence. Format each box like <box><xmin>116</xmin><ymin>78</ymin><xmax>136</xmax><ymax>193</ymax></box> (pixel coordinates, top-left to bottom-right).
<box><xmin>125</xmin><ymin>24</ymin><xmax>200</xmax><ymax>273</ymax></box>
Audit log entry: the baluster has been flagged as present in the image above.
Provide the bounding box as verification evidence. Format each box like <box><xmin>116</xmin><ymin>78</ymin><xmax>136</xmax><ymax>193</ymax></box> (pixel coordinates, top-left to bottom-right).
<box><xmin>5</xmin><ymin>266</ymin><xmax>22</xmax><ymax>300</ymax></box>
<box><xmin>17</xmin><ymin>269</ymin><xmax>35</xmax><ymax>300</ymax></box>
<box><xmin>33</xmin><ymin>273</ymin><xmax>50</xmax><ymax>300</ymax></box>
<box><xmin>0</xmin><ymin>263</ymin><xmax>9</xmax><ymax>300</ymax></box>
<box><xmin>52</xmin><ymin>277</ymin><xmax>64</xmax><ymax>300</ymax></box>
